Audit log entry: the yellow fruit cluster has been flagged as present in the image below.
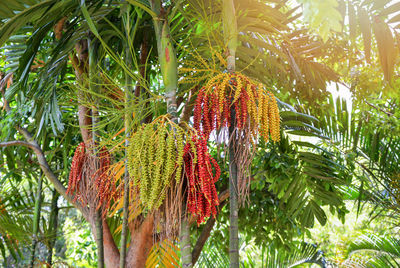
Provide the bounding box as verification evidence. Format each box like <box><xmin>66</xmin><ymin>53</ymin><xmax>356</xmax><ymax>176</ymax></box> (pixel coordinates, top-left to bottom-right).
<box><xmin>127</xmin><ymin>116</ymin><xmax>186</xmax><ymax>211</ymax></box>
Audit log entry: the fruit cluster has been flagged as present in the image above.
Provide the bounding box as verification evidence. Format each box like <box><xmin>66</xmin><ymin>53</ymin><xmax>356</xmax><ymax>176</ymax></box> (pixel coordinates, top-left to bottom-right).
<box><xmin>95</xmin><ymin>146</ymin><xmax>113</xmax><ymax>210</ymax></box>
<box><xmin>194</xmin><ymin>72</ymin><xmax>280</xmax><ymax>142</ymax></box>
<box><xmin>127</xmin><ymin>117</ymin><xmax>186</xmax><ymax>211</ymax></box>
<box><xmin>67</xmin><ymin>142</ymin><xmax>113</xmax><ymax>208</ymax></box>
<box><xmin>184</xmin><ymin>72</ymin><xmax>280</xmax><ymax>222</ymax></box>
<box><xmin>67</xmin><ymin>142</ymin><xmax>86</xmax><ymax>198</ymax></box>
<box><xmin>183</xmin><ymin>135</ymin><xmax>221</xmax><ymax>225</ymax></box>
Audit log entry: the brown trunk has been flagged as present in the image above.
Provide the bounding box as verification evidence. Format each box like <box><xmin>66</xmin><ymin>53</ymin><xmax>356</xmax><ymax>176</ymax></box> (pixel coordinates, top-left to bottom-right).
<box><xmin>135</xmin><ymin>31</ymin><xmax>152</xmax><ymax>124</ymax></box>
<box><xmin>70</xmin><ymin>31</ymin><xmax>154</xmax><ymax>268</ymax></box>
<box><xmin>126</xmin><ymin>215</ymin><xmax>155</xmax><ymax>267</ymax></box>
<box><xmin>78</xmin><ymin>105</ymin><xmax>92</xmax><ymax>144</ymax></box>
<box><xmin>89</xmin><ymin>219</ymin><xmax>120</xmax><ymax>268</ymax></box>
<box><xmin>88</xmin><ymin>215</ymin><xmax>155</xmax><ymax>268</ymax></box>
<box><xmin>72</xmin><ymin>40</ymin><xmax>92</xmax><ymax>145</ymax></box>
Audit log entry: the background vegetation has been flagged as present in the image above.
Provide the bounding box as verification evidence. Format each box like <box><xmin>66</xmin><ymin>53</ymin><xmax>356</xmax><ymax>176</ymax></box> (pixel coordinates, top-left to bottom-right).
<box><xmin>0</xmin><ymin>0</ymin><xmax>399</xmax><ymax>267</ymax></box>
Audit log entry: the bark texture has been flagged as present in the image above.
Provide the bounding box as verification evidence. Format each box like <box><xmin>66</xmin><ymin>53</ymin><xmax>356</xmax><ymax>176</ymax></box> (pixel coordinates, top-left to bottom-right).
<box><xmin>222</xmin><ymin>0</ymin><xmax>239</xmax><ymax>267</ymax></box>
<box><xmin>126</xmin><ymin>215</ymin><xmax>155</xmax><ymax>267</ymax></box>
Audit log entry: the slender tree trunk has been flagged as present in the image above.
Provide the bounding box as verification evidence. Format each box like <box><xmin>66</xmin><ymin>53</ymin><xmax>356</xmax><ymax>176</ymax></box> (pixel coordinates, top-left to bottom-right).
<box><xmin>29</xmin><ymin>173</ymin><xmax>43</xmax><ymax>268</ymax></box>
<box><xmin>47</xmin><ymin>189</ymin><xmax>59</xmax><ymax>265</ymax></box>
<box><xmin>222</xmin><ymin>0</ymin><xmax>239</xmax><ymax>267</ymax></box>
<box><xmin>150</xmin><ymin>2</ymin><xmax>192</xmax><ymax>267</ymax></box>
<box><xmin>126</xmin><ymin>215</ymin><xmax>155</xmax><ymax>267</ymax></box>
<box><xmin>180</xmin><ymin>218</ymin><xmax>192</xmax><ymax>267</ymax></box>
<box><xmin>94</xmin><ymin>212</ymin><xmax>104</xmax><ymax>268</ymax></box>
<box><xmin>120</xmin><ymin>18</ymin><xmax>133</xmax><ymax>267</ymax></box>
<box><xmin>150</xmin><ymin>0</ymin><xmax>178</xmax><ymax>117</ymax></box>
<box><xmin>90</xmin><ymin>219</ymin><xmax>120</xmax><ymax>268</ymax></box>
<box><xmin>228</xmin><ymin>116</ymin><xmax>239</xmax><ymax>268</ymax></box>
<box><xmin>88</xmin><ymin>38</ymin><xmax>105</xmax><ymax>268</ymax></box>
<box><xmin>149</xmin><ymin>3</ymin><xmax>192</xmax><ymax>267</ymax></box>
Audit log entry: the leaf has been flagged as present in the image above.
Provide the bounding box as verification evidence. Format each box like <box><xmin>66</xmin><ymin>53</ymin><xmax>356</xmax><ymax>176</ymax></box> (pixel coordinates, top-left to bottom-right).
<box><xmin>0</xmin><ymin>2</ymin><xmax>15</xmax><ymax>18</ymax></box>
<box><xmin>125</xmin><ymin>0</ymin><xmax>157</xmax><ymax>18</ymax></box>
<box><xmin>19</xmin><ymin>22</ymin><xmax>55</xmax><ymax>89</ymax></box>
<box><xmin>358</xmin><ymin>7</ymin><xmax>371</xmax><ymax>63</ymax></box>
<box><xmin>388</xmin><ymin>13</ymin><xmax>400</xmax><ymax>24</ymax></box>
<box><xmin>348</xmin><ymin>3</ymin><xmax>357</xmax><ymax>42</ymax></box>
<box><xmin>310</xmin><ymin>200</ymin><xmax>327</xmax><ymax>225</ymax></box>
<box><xmin>280</xmin><ymin>110</ymin><xmax>318</xmax><ymax>122</ymax></box>
<box><xmin>146</xmin><ymin>240</ymin><xmax>180</xmax><ymax>268</ymax></box>
<box><xmin>0</xmin><ymin>0</ymin><xmax>54</xmax><ymax>47</ymax></box>
<box><xmin>349</xmin><ymin>234</ymin><xmax>400</xmax><ymax>258</ymax></box>
<box><xmin>373</xmin><ymin>17</ymin><xmax>397</xmax><ymax>82</ymax></box>
<box><xmin>380</xmin><ymin>2</ymin><xmax>400</xmax><ymax>17</ymax></box>
<box><xmin>80</xmin><ymin>0</ymin><xmax>100</xmax><ymax>38</ymax></box>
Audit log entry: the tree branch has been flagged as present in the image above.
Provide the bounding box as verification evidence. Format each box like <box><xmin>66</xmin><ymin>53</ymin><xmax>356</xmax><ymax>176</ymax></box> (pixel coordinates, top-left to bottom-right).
<box><xmin>218</xmin><ymin>189</ymin><xmax>229</xmax><ymax>203</ymax></box>
<box><xmin>192</xmin><ymin>200</ymin><xmax>228</xmax><ymax>265</ymax></box>
<box><xmin>365</xmin><ymin>101</ymin><xmax>394</xmax><ymax>117</ymax></box>
<box><xmin>0</xmin><ymin>140</ymin><xmax>37</xmax><ymax>150</ymax></box>
<box><xmin>0</xmin><ymin>86</ymin><xmax>87</xmax><ymax>217</ymax></box>
<box><xmin>179</xmin><ymin>87</ymin><xmax>196</xmax><ymax>125</ymax></box>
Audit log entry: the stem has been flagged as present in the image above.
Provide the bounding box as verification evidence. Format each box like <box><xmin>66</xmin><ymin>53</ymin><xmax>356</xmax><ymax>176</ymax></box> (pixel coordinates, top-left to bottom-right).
<box><xmin>47</xmin><ymin>189</ymin><xmax>60</xmax><ymax>265</ymax></box>
<box><xmin>29</xmin><ymin>174</ymin><xmax>43</xmax><ymax>268</ymax></box>
<box><xmin>228</xmin><ymin>115</ymin><xmax>239</xmax><ymax>268</ymax></box>
<box><xmin>222</xmin><ymin>0</ymin><xmax>239</xmax><ymax>267</ymax></box>
<box><xmin>180</xmin><ymin>218</ymin><xmax>192</xmax><ymax>267</ymax></box>
<box><xmin>191</xmin><ymin>200</ymin><xmax>228</xmax><ymax>265</ymax></box>
<box><xmin>223</xmin><ymin>0</ymin><xmax>237</xmax><ymax>73</ymax></box>
<box><xmin>150</xmin><ymin>3</ymin><xmax>187</xmax><ymax>266</ymax></box>
<box><xmin>150</xmin><ymin>0</ymin><xmax>178</xmax><ymax>117</ymax></box>
<box><xmin>94</xmin><ymin>211</ymin><xmax>104</xmax><ymax>267</ymax></box>
<box><xmin>120</xmin><ymin>25</ymin><xmax>133</xmax><ymax>268</ymax></box>
<box><xmin>89</xmin><ymin>38</ymin><xmax>104</xmax><ymax>268</ymax></box>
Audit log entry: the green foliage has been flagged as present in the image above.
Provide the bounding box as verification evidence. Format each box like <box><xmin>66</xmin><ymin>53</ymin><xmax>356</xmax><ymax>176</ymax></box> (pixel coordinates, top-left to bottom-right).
<box><xmin>196</xmin><ymin>235</ymin><xmax>328</xmax><ymax>268</ymax></box>
<box><xmin>62</xmin><ymin>216</ymin><xmax>98</xmax><ymax>267</ymax></box>
<box><xmin>299</xmin><ymin>0</ymin><xmax>343</xmax><ymax>42</ymax></box>
<box><xmin>0</xmin><ymin>0</ymin><xmax>400</xmax><ymax>266</ymax></box>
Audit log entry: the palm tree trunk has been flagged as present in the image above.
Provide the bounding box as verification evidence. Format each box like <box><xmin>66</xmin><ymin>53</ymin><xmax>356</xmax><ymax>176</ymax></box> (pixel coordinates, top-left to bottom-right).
<box><xmin>228</xmin><ymin>117</ymin><xmax>239</xmax><ymax>268</ymax></box>
<box><xmin>180</xmin><ymin>218</ymin><xmax>192</xmax><ymax>267</ymax></box>
<box><xmin>89</xmin><ymin>38</ymin><xmax>104</xmax><ymax>268</ymax></box>
<box><xmin>29</xmin><ymin>173</ymin><xmax>43</xmax><ymax>268</ymax></box>
<box><xmin>151</xmin><ymin>0</ymin><xmax>178</xmax><ymax>117</ymax></box>
<box><xmin>222</xmin><ymin>0</ymin><xmax>239</xmax><ymax>267</ymax></box>
<box><xmin>150</xmin><ymin>2</ymin><xmax>191</xmax><ymax>267</ymax></box>
<box><xmin>94</xmin><ymin>213</ymin><xmax>104</xmax><ymax>268</ymax></box>
<box><xmin>47</xmin><ymin>189</ymin><xmax>59</xmax><ymax>265</ymax></box>
<box><xmin>120</xmin><ymin>25</ymin><xmax>133</xmax><ymax>268</ymax></box>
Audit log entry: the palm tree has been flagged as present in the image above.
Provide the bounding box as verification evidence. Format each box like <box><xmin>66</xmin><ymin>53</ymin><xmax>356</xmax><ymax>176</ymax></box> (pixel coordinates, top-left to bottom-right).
<box><xmin>2</xmin><ymin>0</ymin><xmax>400</xmax><ymax>267</ymax></box>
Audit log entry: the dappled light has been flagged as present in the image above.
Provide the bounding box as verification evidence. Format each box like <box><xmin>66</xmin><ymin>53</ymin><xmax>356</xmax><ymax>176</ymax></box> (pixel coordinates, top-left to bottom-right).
<box><xmin>0</xmin><ymin>0</ymin><xmax>399</xmax><ymax>267</ymax></box>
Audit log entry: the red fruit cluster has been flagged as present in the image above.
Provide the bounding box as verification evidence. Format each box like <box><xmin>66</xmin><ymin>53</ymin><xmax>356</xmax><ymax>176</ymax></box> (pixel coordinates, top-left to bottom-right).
<box><xmin>184</xmin><ymin>135</ymin><xmax>221</xmax><ymax>225</ymax></box>
<box><xmin>232</xmin><ymin>83</ymin><xmax>250</xmax><ymax>130</ymax></box>
<box><xmin>67</xmin><ymin>142</ymin><xmax>113</xmax><ymax>209</ymax></box>
<box><xmin>67</xmin><ymin>142</ymin><xmax>86</xmax><ymax>199</ymax></box>
<box><xmin>194</xmin><ymin>88</ymin><xmax>230</xmax><ymax>140</ymax></box>
<box><xmin>193</xmin><ymin>84</ymin><xmax>252</xmax><ymax>140</ymax></box>
<box><xmin>194</xmin><ymin>73</ymin><xmax>281</xmax><ymax>143</ymax></box>
<box><xmin>95</xmin><ymin>146</ymin><xmax>116</xmax><ymax>210</ymax></box>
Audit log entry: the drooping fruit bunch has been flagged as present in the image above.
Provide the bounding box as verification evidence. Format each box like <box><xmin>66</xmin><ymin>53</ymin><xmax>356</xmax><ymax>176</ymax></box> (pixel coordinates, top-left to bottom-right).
<box><xmin>94</xmin><ymin>146</ymin><xmax>113</xmax><ymax>210</ymax></box>
<box><xmin>194</xmin><ymin>72</ymin><xmax>280</xmax><ymax>142</ymax></box>
<box><xmin>67</xmin><ymin>142</ymin><xmax>86</xmax><ymax>197</ymax></box>
<box><xmin>127</xmin><ymin>116</ymin><xmax>188</xmax><ymax>211</ymax></box>
<box><xmin>67</xmin><ymin>142</ymin><xmax>113</xmax><ymax>209</ymax></box>
<box><xmin>183</xmin><ymin>135</ymin><xmax>221</xmax><ymax>225</ymax></box>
